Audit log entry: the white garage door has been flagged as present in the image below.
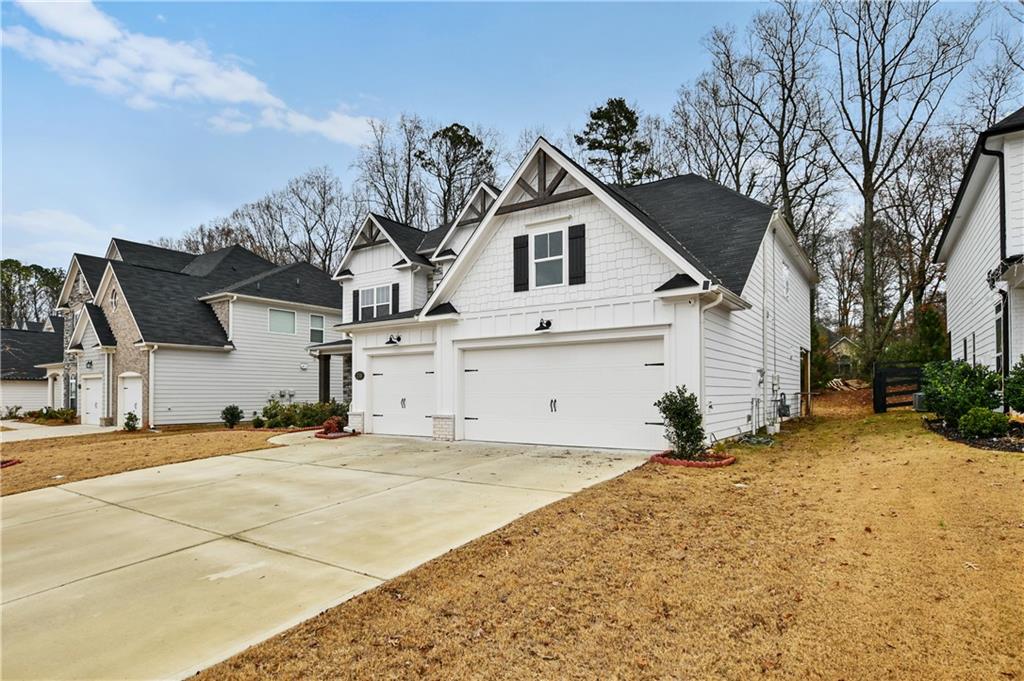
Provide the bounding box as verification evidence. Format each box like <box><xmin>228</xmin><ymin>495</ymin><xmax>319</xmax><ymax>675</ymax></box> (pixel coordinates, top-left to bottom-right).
<box><xmin>370</xmin><ymin>353</ymin><xmax>435</xmax><ymax>437</ymax></box>
<box><xmin>461</xmin><ymin>338</ymin><xmax>667</xmax><ymax>450</ymax></box>
<box><xmin>119</xmin><ymin>376</ymin><xmax>142</xmax><ymax>428</ymax></box>
<box><xmin>81</xmin><ymin>377</ymin><xmax>103</xmax><ymax>425</ymax></box>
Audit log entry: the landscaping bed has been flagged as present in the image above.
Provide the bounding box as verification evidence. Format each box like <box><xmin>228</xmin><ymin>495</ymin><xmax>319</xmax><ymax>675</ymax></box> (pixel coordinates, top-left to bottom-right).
<box><xmin>923</xmin><ymin>418</ymin><xmax>1024</xmax><ymax>453</ymax></box>
<box><xmin>202</xmin><ymin>392</ymin><xmax>1024</xmax><ymax>680</ymax></box>
<box><xmin>0</xmin><ymin>428</ymin><xmax>280</xmax><ymax>496</ymax></box>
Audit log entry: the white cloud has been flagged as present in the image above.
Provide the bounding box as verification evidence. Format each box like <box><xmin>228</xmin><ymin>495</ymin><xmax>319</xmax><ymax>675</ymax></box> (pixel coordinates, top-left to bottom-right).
<box><xmin>156</xmin><ymin>14</ymin><xmax>166</xmax><ymax>23</ymax></box>
<box><xmin>2</xmin><ymin>1</ymin><xmax>374</xmax><ymax>146</ymax></box>
<box><xmin>2</xmin><ymin>208</ymin><xmax>121</xmax><ymax>267</ymax></box>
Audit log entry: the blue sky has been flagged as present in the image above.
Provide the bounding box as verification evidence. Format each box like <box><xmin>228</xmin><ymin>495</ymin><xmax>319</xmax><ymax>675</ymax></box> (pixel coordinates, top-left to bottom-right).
<box><xmin>2</xmin><ymin>1</ymin><xmax>768</xmax><ymax>268</ymax></box>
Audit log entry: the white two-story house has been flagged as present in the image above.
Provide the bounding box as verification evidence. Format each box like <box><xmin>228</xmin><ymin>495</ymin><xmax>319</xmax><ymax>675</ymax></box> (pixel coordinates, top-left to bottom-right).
<box><xmin>936</xmin><ymin>106</ymin><xmax>1024</xmax><ymax>380</ymax></box>
<box><xmin>56</xmin><ymin>238</ymin><xmax>347</xmax><ymax>428</ymax></box>
<box><xmin>334</xmin><ymin>138</ymin><xmax>815</xmax><ymax>450</ymax></box>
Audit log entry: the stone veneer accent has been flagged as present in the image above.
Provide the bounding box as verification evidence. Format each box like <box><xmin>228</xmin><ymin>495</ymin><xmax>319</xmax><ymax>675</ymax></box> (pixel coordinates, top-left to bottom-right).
<box><xmin>63</xmin><ymin>270</ymin><xmax>94</xmax><ymax>409</ymax></box>
<box><xmin>341</xmin><ymin>354</ymin><xmax>353</xmax><ymax>404</ymax></box>
<box><xmin>210</xmin><ymin>299</ymin><xmax>230</xmax><ymax>337</ymax></box>
<box><xmin>348</xmin><ymin>411</ymin><xmax>364</xmax><ymax>433</ymax></box>
<box><xmin>100</xmin><ymin>277</ymin><xmax>152</xmax><ymax>427</ymax></box>
<box><xmin>432</xmin><ymin>414</ymin><xmax>454</xmax><ymax>441</ymax></box>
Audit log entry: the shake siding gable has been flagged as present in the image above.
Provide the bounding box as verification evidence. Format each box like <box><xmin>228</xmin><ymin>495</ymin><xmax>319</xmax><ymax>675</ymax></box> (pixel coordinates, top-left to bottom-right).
<box><xmin>347</xmin><ymin>244</ymin><xmax>414</xmax><ymax>321</ymax></box>
<box><xmin>448</xmin><ymin>194</ymin><xmax>678</xmax><ymax>314</ymax></box>
<box><xmin>946</xmin><ymin>165</ymin><xmax>1001</xmax><ymax>370</ymax></box>
<box><xmin>152</xmin><ymin>299</ymin><xmax>343</xmax><ymax>424</ymax></box>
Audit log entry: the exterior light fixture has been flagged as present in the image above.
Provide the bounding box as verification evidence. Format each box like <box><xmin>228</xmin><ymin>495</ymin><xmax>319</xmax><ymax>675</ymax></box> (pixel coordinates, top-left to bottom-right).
<box><xmin>535</xmin><ymin>319</ymin><xmax>552</xmax><ymax>332</ymax></box>
<box><xmin>85</xmin><ymin>360</ymin><xmax>93</xmax><ymax>369</ymax></box>
<box><xmin>385</xmin><ymin>334</ymin><xmax>402</xmax><ymax>345</ymax></box>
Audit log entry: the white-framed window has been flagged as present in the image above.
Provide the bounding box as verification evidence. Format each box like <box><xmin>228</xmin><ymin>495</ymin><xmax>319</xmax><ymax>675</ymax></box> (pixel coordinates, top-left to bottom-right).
<box><xmin>532</xmin><ymin>230</ymin><xmax>564</xmax><ymax>288</ymax></box>
<box><xmin>110</xmin><ymin>288</ymin><xmax>118</xmax><ymax>310</ymax></box>
<box><xmin>995</xmin><ymin>302</ymin><xmax>1004</xmax><ymax>375</ymax></box>
<box><xmin>268</xmin><ymin>308</ymin><xmax>296</xmax><ymax>334</ymax></box>
<box><xmin>309</xmin><ymin>314</ymin><xmax>325</xmax><ymax>343</ymax></box>
<box><xmin>360</xmin><ymin>286</ymin><xmax>391</xmax><ymax>320</ymax></box>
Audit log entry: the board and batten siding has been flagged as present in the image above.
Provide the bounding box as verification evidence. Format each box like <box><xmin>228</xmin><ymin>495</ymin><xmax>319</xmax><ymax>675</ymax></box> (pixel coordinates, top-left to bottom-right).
<box><xmin>945</xmin><ymin>163</ymin><xmax>1001</xmax><ymax>369</ymax></box>
<box><xmin>347</xmin><ymin>243</ymin><xmax>428</xmax><ymax>321</ymax></box>
<box><xmin>152</xmin><ymin>300</ymin><xmax>343</xmax><ymax>424</ymax></box>
<box><xmin>702</xmin><ymin>226</ymin><xmax>810</xmax><ymax>441</ymax></box>
<box><xmin>1</xmin><ymin>380</ymin><xmax>48</xmax><ymax>411</ymax></box>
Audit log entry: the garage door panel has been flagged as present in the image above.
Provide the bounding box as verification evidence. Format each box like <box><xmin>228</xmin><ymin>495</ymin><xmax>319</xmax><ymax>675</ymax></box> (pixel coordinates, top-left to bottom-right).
<box><xmin>370</xmin><ymin>354</ymin><xmax>435</xmax><ymax>437</ymax></box>
<box><xmin>461</xmin><ymin>338</ymin><xmax>667</xmax><ymax>450</ymax></box>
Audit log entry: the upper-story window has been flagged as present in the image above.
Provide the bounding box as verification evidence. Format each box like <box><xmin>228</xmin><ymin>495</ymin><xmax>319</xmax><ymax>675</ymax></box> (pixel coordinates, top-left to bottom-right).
<box><xmin>360</xmin><ymin>286</ymin><xmax>391</xmax><ymax>320</ymax></box>
<box><xmin>110</xmin><ymin>289</ymin><xmax>118</xmax><ymax>310</ymax></box>
<box><xmin>310</xmin><ymin>314</ymin><xmax>324</xmax><ymax>343</ymax></box>
<box><xmin>533</xmin><ymin>230</ymin><xmax>564</xmax><ymax>287</ymax></box>
<box><xmin>268</xmin><ymin>308</ymin><xmax>296</xmax><ymax>334</ymax></box>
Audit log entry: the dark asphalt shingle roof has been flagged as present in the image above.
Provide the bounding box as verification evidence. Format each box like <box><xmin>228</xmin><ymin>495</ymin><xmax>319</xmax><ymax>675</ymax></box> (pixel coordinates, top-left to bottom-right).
<box><xmin>988</xmin><ymin>105</ymin><xmax>1024</xmax><ymax>134</ymax></box>
<box><xmin>371</xmin><ymin>215</ymin><xmax>433</xmax><ymax>266</ymax></box>
<box><xmin>417</xmin><ymin>223</ymin><xmax>451</xmax><ymax>254</ymax></box>
<box><xmin>82</xmin><ymin>302</ymin><xmax>116</xmax><ymax>346</ymax></box>
<box><xmin>341</xmin><ymin>308</ymin><xmax>422</xmax><ymax>326</ymax></box>
<box><xmin>74</xmin><ymin>253</ymin><xmax>111</xmax><ymax>293</ymax></box>
<box><xmin>110</xmin><ymin>261</ymin><xmax>232</xmax><ymax>348</ymax></box>
<box><xmin>1</xmin><ymin>327</ymin><xmax>64</xmax><ymax>380</ymax></box>
<box><xmin>619</xmin><ymin>175</ymin><xmax>774</xmax><ymax>294</ymax></box>
<box><xmin>182</xmin><ymin>245</ymin><xmax>276</xmax><ymax>284</ymax></box>
<box><xmin>111</xmin><ymin>238</ymin><xmax>196</xmax><ymax>272</ymax></box>
<box><xmin>212</xmin><ymin>262</ymin><xmax>342</xmax><ymax>310</ymax></box>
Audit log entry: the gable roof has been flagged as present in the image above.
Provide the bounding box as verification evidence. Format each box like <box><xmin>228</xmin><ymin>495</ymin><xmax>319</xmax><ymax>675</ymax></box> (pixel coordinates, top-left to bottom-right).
<box><xmin>108</xmin><ymin>261</ymin><xmax>232</xmax><ymax>348</ymax></box>
<box><xmin>370</xmin><ymin>215</ymin><xmax>433</xmax><ymax>266</ymax></box>
<box><xmin>619</xmin><ymin>175</ymin><xmax>775</xmax><ymax>294</ymax></box>
<box><xmin>109</xmin><ymin>238</ymin><xmax>196</xmax><ymax>272</ymax></box>
<box><xmin>935</xmin><ymin>105</ymin><xmax>1024</xmax><ymax>263</ymax></box>
<box><xmin>82</xmin><ymin>302</ymin><xmax>116</xmax><ymax>347</ymax></box>
<box><xmin>417</xmin><ymin>224</ymin><xmax>451</xmax><ymax>255</ymax></box>
<box><xmin>75</xmin><ymin>253</ymin><xmax>111</xmax><ymax>293</ymax></box>
<box><xmin>208</xmin><ymin>261</ymin><xmax>342</xmax><ymax>310</ymax></box>
<box><xmin>1</xmin><ymin>327</ymin><xmax>64</xmax><ymax>380</ymax></box>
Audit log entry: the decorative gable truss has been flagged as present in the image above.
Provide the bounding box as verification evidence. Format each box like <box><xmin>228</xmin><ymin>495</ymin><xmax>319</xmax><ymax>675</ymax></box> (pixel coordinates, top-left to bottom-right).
<box><xmin>431</xmin><ymin>183</ymin><xmax>500</xmax><ymax>261</ymax></box>
<box><xmin>420</xmin><ymin>138</ymin><xmax>716</xmax><ymax>319</ymax></box>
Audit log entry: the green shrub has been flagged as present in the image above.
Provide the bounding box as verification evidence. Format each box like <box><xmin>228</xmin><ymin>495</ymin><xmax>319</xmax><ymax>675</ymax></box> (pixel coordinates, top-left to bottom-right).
<box><xmin>251</xmin><ymin>415</ymin><xmax>265</xmax><ymax>429</ymax></box>
<box><xmin>221</xmin><ymin>404</ymin><xmax>243</xmax><ymax>429</ymax></box>
<box><xmin>654</xmin><ymin>386</ymin><xmax>706</xmax><ymax>459</ymax></box>
<box><xmin>260</xmin><ymin>399</ymin><xmax>348</xmax><ymax>428</ymax></box>
<box><xmin>3</xmin><ymin>405</ymin><xmax>22</xmax><ymax>420</ymax></box>
<box><xmin>1004</xmin><ymin>356</ymin><xmax>1024</xmax><ymax>413</ymax></box>
<box><xmin>123</xmin><ymin>411</ymin><xmax>139</xmax><ymax>431</ymax></box>
<box><xmin>958</xmin><ymin>407</ymin><xmax>1009</xmax><ymax>439</ymax></box>
<box><xmin>922</xmin><ymin>361</ymin><xmax>1002</xmax><ymax>426</ymax></box>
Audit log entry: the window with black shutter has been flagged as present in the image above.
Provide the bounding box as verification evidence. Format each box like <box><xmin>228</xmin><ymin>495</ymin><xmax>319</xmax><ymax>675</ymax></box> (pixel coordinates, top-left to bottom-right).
<box><xmin>352</xmin><ymin>289</ymin><xmax>360</xmax><ymax>322</ymax></box>
<box><xmin>513</xmin><ymin>234</ymin><xmax>529</xmax><ymax>292</ymax></box>
<box><xmin>568</xmin><ymin>224</ymin><xmax>586</xmax><ymax>285</ymax></box>
<box><xmin>391</xmin><ymin>282</ymin><xmax>400</xmax><ymax>315</ymax></box>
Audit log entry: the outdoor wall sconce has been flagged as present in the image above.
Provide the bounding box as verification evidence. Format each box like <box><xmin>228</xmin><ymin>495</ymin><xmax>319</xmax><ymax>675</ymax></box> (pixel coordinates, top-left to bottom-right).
<box><xmin>535</xmin><ymin>319</ymin><xmax>552</xmax><ymax>332</ymax></box>
<box><xmin>85</xmin><ymin>360</ymin><xmax>93</xmax><ymax>369</ymax></box>
<box><xmin>385</xmin><ymin>334</ymin><xmax>402</xmax><ymax>345</ymax></box>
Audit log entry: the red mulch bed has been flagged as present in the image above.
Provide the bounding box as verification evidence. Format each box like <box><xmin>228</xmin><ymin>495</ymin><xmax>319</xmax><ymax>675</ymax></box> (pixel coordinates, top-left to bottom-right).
<box><xmin>649</xmin><ymin>450</ymin><xmax>736</xmax><ymax>468</ymax></box>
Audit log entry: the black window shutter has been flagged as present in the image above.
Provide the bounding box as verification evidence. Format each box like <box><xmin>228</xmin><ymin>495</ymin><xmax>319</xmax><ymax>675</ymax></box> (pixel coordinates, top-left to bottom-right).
<box><xmin>391</xmin><ymin>283</ymin><xmax>400</xmax><ymax>315</ymax></box>
<box><xmin>513</xmin><ymin>235</ymin><xmax>529</xmax><ymax>292</ymax></box>
<box><xmin>568</xmin><ymin>224</ymin><xmax>586</xmax><ymax>285</ymax></box>
<box><xmin>352</xmin><ymin>289</ymin><xmax>360</xmax><ymax>322</ymax></box>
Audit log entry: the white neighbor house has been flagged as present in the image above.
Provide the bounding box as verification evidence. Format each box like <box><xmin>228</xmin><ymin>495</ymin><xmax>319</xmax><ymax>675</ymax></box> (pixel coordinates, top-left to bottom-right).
<box><xmin>335</xmin><ymin>139</ymin><xmax>815</xmax><ymax>450</ymax></box>
<box><xmin>936</xmin><ymin>106</ymin><xmax>1024</xmax><ymax>380</ymax></box>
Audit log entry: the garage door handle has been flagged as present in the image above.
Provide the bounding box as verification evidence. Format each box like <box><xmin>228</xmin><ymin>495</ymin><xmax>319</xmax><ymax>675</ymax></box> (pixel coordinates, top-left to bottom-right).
<box><xmin>549</xmin><ymin>399</ymin><xmax>554</xmax><ymax>413</ymax></box>
<box><xmin>553</xmin><ymin>399</ymin><xmax>558</xmax><ymax>413</ymax></box>
<box><xmin>401</xmin><ymin>398</ymin><xmax>406</xmax><ymax>409</ymax></box>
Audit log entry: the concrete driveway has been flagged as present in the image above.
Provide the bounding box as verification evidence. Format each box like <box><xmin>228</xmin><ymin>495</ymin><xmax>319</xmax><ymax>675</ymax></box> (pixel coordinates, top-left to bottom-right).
<box><xmin>1</xmin><ymin>432</ymin><xmax>646</xmax><ymax>680</ymax></box>
<box><xmin>0</xmin><ymin>420</ymin><xmax>118</xmax><ymax>443</ymax></box>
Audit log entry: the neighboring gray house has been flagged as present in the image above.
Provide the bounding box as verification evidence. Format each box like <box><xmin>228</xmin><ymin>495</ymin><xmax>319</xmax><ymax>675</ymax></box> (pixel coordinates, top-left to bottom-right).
<box><xmin>936</xmin><ymin>106</ymin><xmax>1024</xmax><ymax>379</ymax></box>
<box><xmin>335</xmin><ymin>138</ymin><xmax>815</xmax><ymax>449</ymax></box>
<box><xmin>55</xmin><ymin>238</ymin><xmax>348</xmax><ymax>428</ymax></box>
<box><xmin>0</xmin><ymin>316</ymin><xmax>64</xmax><ymax>412</ymax></box>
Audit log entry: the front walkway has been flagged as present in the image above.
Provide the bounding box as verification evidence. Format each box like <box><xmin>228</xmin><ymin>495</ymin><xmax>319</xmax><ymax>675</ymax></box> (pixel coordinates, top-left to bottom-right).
<box><xmin>1</xmin><ymin>432</ymin><xmax>645</xmax><ymax>680</ymax></box>
<box><xmin>0</xmin><ymin>420</ymin><xmax>117</xmax><ymax>443</ymax></box>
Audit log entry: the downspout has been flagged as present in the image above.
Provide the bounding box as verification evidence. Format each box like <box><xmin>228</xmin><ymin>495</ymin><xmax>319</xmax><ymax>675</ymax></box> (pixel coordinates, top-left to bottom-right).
<box><xmin>148</xmin><ymin>345</ymin><xmax>157</xmax><ymax>429</ymax></box>
<box><xmin>699</xmin><ymin>291</ymin><xmax>725</xmax><ymax>426</ymax></box>
<box><xmin>981</xmin><ymin>142</ymin><xmax>1011</xmax><ymax>382</ymax></box>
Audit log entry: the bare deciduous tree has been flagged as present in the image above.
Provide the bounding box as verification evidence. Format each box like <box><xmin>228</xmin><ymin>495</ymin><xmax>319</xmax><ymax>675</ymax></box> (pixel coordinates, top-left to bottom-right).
<box><xmin>819</xmin><ymin>0</ymin><xmax>982</xmax><ymax>367</ymax></box>
<box><xmin>355</xmin><ymin>115</ymin><xmax>429</xmax><ymax>228</ymax></box>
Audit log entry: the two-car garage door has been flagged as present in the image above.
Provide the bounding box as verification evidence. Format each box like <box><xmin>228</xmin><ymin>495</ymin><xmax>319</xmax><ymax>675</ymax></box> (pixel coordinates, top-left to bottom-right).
<box><xmin>461</xmin><ymin>338</ymin><xmax>666</xmax><ymax>451</ymax></box>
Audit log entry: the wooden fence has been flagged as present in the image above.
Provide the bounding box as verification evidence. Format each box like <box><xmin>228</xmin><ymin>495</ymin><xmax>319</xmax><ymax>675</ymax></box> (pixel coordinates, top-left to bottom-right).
<box><xmin>872</xmin><ymin>363</ymin><xmax>923</xmax><ymax>414</ymax></box>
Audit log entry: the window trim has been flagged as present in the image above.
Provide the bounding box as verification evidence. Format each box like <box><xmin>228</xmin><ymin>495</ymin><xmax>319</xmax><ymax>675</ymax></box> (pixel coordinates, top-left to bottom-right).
<box><xmin>267</xmin><ymin>307</ymin><xmax>297</xmax><ymax>335</ymax></box>
<box><xmin>309</xmin><ymin>313</ymin><xmax>325</xmax><ymax>343</ymax></box>
<box><xmin>530</xmin><ymin>228</ymin><xmax>567</xmax><ymax>289</ymax></box>
<box><xmin>360</xmin><ymin>285</ymin><xmax>391</xmax><ymax>321</ymax></box>
<box><xmin>110</xmin><ymin>288</ymin><xmax>118</xmax><ymax>311</ymax></box>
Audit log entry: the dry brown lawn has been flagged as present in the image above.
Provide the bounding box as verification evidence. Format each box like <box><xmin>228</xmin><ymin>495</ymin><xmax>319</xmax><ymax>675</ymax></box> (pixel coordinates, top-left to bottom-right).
<box><xmin>0</xmin><ymin>428</ymin><xmax>279</xmax><ymax>496</ymax></box>
<box><xmin>204</xmin><ymin>391</ymin><xmax>1024</xmax><ymax>680</ymax></box>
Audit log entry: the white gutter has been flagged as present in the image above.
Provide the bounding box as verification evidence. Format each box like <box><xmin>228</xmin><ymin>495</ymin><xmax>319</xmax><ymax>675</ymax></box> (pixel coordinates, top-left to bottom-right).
<box><xmin>699</xmin><ymin>292</ymin><xmax>725</xmax><ymax>419</ymax></box>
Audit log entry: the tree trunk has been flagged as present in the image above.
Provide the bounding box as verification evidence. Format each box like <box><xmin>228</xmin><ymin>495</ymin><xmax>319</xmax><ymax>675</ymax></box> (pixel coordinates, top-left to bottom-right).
<box><xmin>861</xmin><ymin>183</ymin><xmax>878</xmax><ymax>370</ymax></box>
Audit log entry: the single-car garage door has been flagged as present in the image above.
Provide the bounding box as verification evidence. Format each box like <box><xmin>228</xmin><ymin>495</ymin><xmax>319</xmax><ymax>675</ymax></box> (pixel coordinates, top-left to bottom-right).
<box><xmin>461</xmin><ymin>338</ymin><xmax>666</xmax><ymax>450</ymax></box>
<box><xmin>370</xmin><ymin>353</ymin><xmax>435</xmax><ymax>437</ymax></box>
<box><xmin>81</xmin><ymin>376</ymin><xmax>103</xmax><ymax>425</ymax></box>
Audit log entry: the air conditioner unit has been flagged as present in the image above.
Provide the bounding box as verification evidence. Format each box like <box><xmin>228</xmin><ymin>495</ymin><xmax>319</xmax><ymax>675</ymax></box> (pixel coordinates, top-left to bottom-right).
<box><xmin>912</xmin><ymin>392</ymin><xmax>927</xmax><ymax>412</ymax></box>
